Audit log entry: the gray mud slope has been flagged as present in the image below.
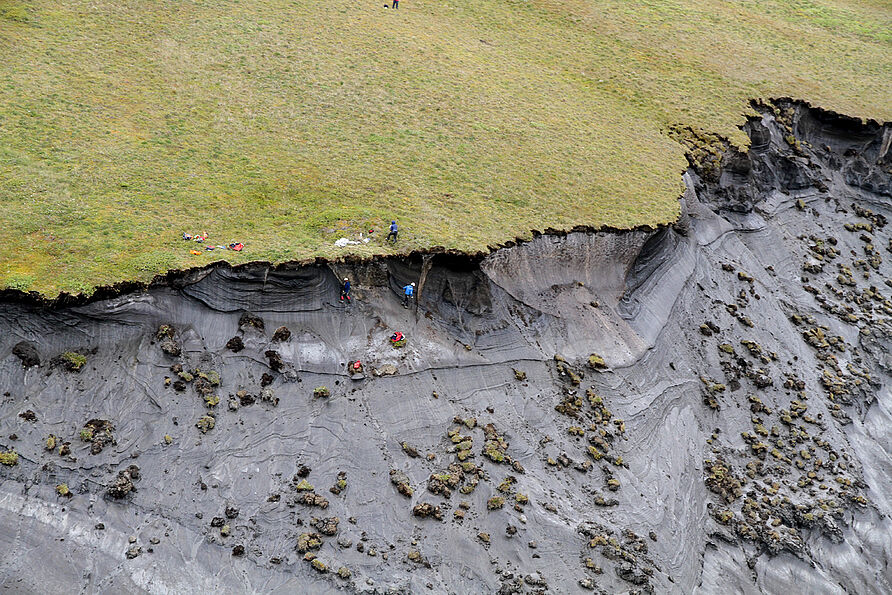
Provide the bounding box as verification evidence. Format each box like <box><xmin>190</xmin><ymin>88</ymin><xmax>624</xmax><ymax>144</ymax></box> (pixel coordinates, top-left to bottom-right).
<box><xmin>1</xmin><ymin>101</ymin><xmax>890</xmax><ymax>594</ymax></box>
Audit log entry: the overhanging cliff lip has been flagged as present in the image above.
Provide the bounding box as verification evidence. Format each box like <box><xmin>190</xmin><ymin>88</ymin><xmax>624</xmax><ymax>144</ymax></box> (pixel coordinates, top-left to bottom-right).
<box><xmin>0</xmin><ymin>223</ymin><xmax>667</xmax><ymax>310</ymax></box>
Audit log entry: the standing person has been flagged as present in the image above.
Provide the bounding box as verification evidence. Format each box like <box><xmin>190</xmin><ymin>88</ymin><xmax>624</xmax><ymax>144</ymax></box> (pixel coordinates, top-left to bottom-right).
<box><xmin>402</xmin><ymin>282</ymin><xmax>415</xmax><ymax>307</ymax></box>
<box><xmin>340</xmin><ymin>278</ymin><xmax>351</xmax><ymax>301</ymax></box>
<box><xmin>392</xmin><ymin>0</ymin><xmax>399</xmax><ymax>8</ymax></box>
<box><xmin>386</xmin><ymin>221</ymin><xmax>398</xmax><ymax>243</ymax></box>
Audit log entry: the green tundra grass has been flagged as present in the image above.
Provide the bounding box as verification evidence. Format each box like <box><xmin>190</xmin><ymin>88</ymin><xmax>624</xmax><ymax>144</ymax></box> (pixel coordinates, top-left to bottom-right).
<box><xmin>0</xmin><ymin>0</ymin><xmax>889</xmax><ymax>294</ymax></box>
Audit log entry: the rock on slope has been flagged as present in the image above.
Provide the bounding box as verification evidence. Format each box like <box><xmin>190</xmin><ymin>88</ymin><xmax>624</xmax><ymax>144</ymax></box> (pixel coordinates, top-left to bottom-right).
<box><xmin>0</xmin><ymin>101</ymin><xmax>890</xmax><ymax>593</ymax></box>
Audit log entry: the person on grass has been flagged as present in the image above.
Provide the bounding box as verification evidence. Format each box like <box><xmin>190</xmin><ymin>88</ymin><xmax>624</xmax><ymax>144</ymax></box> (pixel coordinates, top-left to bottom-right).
<box><xmin>387</xmin><ymin>221</ymin><xmax>398</xmax><ymax>243</ymax></box>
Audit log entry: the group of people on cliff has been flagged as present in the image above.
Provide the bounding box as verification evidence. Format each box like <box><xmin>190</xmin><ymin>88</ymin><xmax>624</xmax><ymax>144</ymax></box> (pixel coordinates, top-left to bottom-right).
<box><xmin>339</xmin><ymin>220</ymin><xmax>414</xmax><ymax>306</ymax></box>
<box><xmin>340</xmin><ymin>277</ymin><xmax>414</xmax><ymax>307</ymax></box>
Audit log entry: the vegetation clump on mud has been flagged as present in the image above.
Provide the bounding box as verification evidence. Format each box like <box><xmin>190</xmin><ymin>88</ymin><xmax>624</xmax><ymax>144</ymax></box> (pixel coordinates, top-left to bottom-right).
<box><xmin>60</xmin><ymin>352</ymin><xmax>87</xmax><ymax>372</ymax></box>
<box><xmin>0</xmin><ymin>450</ymin><xmax>19</xmax><ymax>466</ymax></box>
<box><xmin>79</xmin><ymin>419</ymin><xmax>115</xmax><ymax>454</ymax></box>
<box><xmin>196</xmin><ymin>414</ymin><xmax>216</xmax><ymax>434</ymax></box>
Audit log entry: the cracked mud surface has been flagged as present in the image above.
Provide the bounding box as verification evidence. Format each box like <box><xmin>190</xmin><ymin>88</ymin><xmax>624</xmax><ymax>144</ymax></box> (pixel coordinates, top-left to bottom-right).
<box><xmin>1</xmin><ymin>101</ymin><xmax>890</xmax><ymax>593</ymax></box>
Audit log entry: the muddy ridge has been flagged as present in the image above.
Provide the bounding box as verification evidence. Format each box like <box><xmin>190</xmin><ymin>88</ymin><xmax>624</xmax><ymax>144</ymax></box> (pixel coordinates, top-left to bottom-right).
<box><xmin>1</xmin><ymin>100</ymin><xmax>890</xmax><ymax>593</ymax></box>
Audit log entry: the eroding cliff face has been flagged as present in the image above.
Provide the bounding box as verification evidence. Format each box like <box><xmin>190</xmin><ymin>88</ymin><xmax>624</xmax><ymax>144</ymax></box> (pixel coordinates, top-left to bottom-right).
<box><xmin>0</xmin><ymin>101</ymin><xmax>889</xmax><ymax>594</ymax></box>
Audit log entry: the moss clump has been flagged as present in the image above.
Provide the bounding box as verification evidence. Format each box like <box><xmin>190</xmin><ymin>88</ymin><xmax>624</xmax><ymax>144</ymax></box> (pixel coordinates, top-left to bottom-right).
<box><xmin>428</xmin><ymin>469</ymin><xmax>462</xmax><ymax>497</ymax></box>
<box><xmin>295</xmin><ymin>479</ymin><xmax>314</xmax><ymax>491</ymax></box>
<box><xmin>553</xmin><ymin>355</ymin><xmax>583</xmax><ymax>384</ymax></box>
<box><xmin>203</xmin><ymin>394</ymin><xmax>220</xmax><ymax>407</ymax></box>
<box><xmin>401</xmin><ymin>441</ymin><xmax>420</xmax><ymax>457</ymax></box>
<box><xmin>713</xmin><ymin>508</ymin><xmax>734</xmax><ymax>524</ymax></box>
<box><xmin>487</xmin><ymin>496</ymin><xmax>504</xmax><ymax>510</ymax></box>
<box><xmin>587</xmin><ymin>354</ymin><xmax>607</xmax><ymax>370</ymax></box>
<box><xmin>704</xmin><ymin>459</ymin><xmax>743</xmax><ymax>502</ymax></box>
<box><xmin>496</xmin><ymin>476</ymin><xmax>516</xmax><ymax>493</ymax></box>
<box><xmin>163</xmin><ymin>434</ymin><xmax>173</xmax><ymax>445</ymax></box>
<box><xmin>178</xmin><ymin>371</ymin><xmax>193</xmax><ymax>382</ymax></box>
<box><xmin>197</xmin><ymin>370</ymin><xmax>220</xmax><ymax>386</ymax></box>
<box><xmin>0</xmin><ymin>450</ymin><xmax>19</xmax><ymax>466</ymax></box>
<box><xmin>60</xmin><ymin>351</ymin><xmax>87</xmax><ymax>372</ymax></box>
<box><xmin>196</xmin><ymin>414</ymin><xmax>215</xmax><ymax>433</ymax></box>
<box><xmin>56</xmin><ymin>483</ymin><xmax>71</xmax><ymax>497</ymax></box>
<box><xmin>156</xmin><ymin>324</ymin><xmax>175</xmax><ymax>339</ymax></box>
<box><xmin>513</xmin><ymin>368</ymin><xmax>526</xmax><ymax>381</ymax></box>
<box><xmin>313</xmin><ymin>386</ymin><xmax>330</xmax><ymax>398</ymax></box>
<box><xmin>718</xmin><ymin>343</ymin><xmax>735</xmax><ymax>355</ymax></box>
<box><xmin>555</xmin><ymin>393</ymin><xmax>584</xmax><ymax>418</ymax></box>
<box><xmin>740</xmin><ymin>340</ymin><xmax>762</xmax><ymax>357</ymax></box>
<box><xmin>460</xmin><ymin>462</ymin><xmax>477</xmax><ymax>474</ymax></box>
<box><xmin>484</xmin><ymin>445</ymin><xmax>505</xmax><ymax>463</ymax></box>
<box><xmin>482</xmin><ymin>423</ymin><xmax>510</xmax><ymax>464</ymax></box>
<box><xmin>311</xmin><ymin>558</ymin><xmax>327</xmax><ymax>572</ymax></box>
<box><xmin>337</xmin><ymin>566</ymin><xmax>351</xmax><ymax>579</ymax></box>
<box><xmin>784</xmin><ymin>135</ymin><xmax>803</xmax><ymax>153</ymax></box>
<box><xmin>297</xmin><ymin>532</ymin><xmax>322</xmax><ymax>552</ymax></box>
<box><xmin>45</xmin><ymin>435</ymin><xmax>56</xmax><ymax>451</ymax></box>
<box><xmin>390</xmin><ymin>469</ymin><xmax>413</xmax><ymax>497</ymax></box>
<box><xmin>328</xmin><ymin>471</ymin><xmax>348</xmax><ymax>495</ymax></box>
<box><xmin>79</xmin><ymin>428</ymin><xmax>94</xmax><ymax>442</ymax></box>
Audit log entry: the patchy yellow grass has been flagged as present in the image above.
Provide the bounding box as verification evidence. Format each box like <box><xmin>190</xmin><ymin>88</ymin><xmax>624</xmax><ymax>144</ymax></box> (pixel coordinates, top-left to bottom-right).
<box><xmin>0</xmin><ymin>0</ymin><xmax>889</xmax><ymax>294</ymax></box>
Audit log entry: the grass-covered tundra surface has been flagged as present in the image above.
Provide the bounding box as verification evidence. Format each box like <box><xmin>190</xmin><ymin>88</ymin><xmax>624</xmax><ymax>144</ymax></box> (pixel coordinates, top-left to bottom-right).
<box><xmin>1</xmin><ymin>0</ymin><xmax>889</xmax><ymax>294</ymax></box>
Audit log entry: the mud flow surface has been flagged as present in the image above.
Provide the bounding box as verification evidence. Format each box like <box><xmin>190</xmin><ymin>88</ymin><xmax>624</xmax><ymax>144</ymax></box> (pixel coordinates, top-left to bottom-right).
<box><xmin>1</xmin><ymin>101</ymin><xmax>890</xmax><ymax>593</ymax></box>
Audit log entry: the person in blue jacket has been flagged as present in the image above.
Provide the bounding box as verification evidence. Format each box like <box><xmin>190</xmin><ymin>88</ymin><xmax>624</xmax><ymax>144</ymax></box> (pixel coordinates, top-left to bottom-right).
<box><xmin>402</xmin><ymin>282</ymin><xmax>415</xmax><ymax>307</ymax></box>
<box><xmin>387</xmin><ymin>221</ymin><xmax>398</xmax><ymax>243</ymax></box>
<box><xmin>340</xmin><ymin>277</ymin><xmax>351</xmax><ymax>301</ymax></box>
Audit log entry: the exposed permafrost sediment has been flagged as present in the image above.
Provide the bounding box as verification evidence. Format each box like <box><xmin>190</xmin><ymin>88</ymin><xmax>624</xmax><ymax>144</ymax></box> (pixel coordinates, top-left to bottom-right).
<box><xmin>0</xmin><ymin>101</ymin><xmax>890</xmax><ymax>593</ymax></box>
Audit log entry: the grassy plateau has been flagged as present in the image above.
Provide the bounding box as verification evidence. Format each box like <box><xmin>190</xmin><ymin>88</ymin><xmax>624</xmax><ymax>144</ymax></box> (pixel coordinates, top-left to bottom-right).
<box><xmin>0</xmin><ymin>0</ymin><xmax>890</xmax><ymax>295</ymax></box>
